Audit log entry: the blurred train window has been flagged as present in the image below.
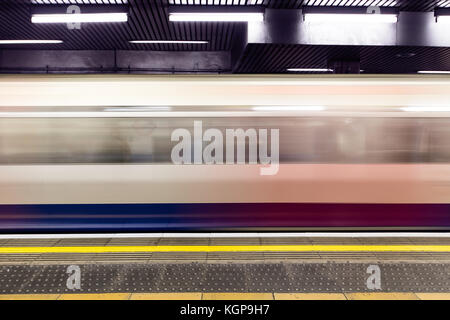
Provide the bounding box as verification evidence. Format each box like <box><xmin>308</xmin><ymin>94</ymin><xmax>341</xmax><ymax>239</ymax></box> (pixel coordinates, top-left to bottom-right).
<box><xmin>0</xmin><ymin>116</ymin><xmax>449</xmax><ymax>164</ymax></box>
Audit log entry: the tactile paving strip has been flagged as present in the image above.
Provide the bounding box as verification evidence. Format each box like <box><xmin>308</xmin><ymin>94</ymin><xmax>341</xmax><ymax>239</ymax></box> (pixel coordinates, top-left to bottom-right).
<box><xmin>0</xmin><ymin>262</ymin><xmax>448</xmax><ymax>294</ymax></box>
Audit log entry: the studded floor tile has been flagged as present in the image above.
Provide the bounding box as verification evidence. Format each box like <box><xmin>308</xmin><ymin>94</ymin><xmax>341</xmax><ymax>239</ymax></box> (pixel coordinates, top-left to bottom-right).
<box><xmin>0</xmin><ymin>262</ymin><xmax>448</xmax><ymax>294</ymax></box>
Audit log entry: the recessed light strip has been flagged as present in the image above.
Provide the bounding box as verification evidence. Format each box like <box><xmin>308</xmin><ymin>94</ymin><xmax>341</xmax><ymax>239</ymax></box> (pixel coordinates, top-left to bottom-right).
<box><xmin>437</xmin><ymin>15</ymin><xmax>450</xmax><ymax>23</ymax></box>
<box><xmin>418</xmin><ymin>70</ymin><xmax>450</xmax><ymax>74</ymax></box>
<box><xmin>31</xmin><ymin>13</ymin><xmax>128</xmax><ymax>24</ymax></box>
<box><xmin>287</xmin><ymin>68</ymin><xmax>333</xmax><ymax>72</ymax></box>
<box><xmin>304</xmin><ymin>13</ymin><xmax>398</xmax><ymax>24</ymax></box>
<box><xmin>0</xmin><ymin>40</ymin><xmax>63</xmax><ymax>44</ymax></box>
<box><xmin>169</xmin><ymin>12</ymin><xmax>264</xmax><ymax>22</ymax></box>
<box><xmin>130</xmin><ymin>40</ymin><xmax>208</xmax><ymax>44</ymax></box>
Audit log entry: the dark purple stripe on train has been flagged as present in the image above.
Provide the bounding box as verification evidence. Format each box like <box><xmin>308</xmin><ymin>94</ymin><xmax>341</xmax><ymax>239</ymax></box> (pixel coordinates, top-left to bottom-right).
<box><xmin>0</xmin><ymin>203</ymin><xmax>449</xmax><ymax>232</ymax></box>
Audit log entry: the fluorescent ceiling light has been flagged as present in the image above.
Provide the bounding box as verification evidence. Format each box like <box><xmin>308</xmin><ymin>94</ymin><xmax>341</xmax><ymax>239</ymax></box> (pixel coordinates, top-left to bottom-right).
<box><xmin>31</xmin><ymin>13</ymin><xmax>128</xmax><ymax>24</ymax></box>
<box><xmin>130</xmin><ymin>40</ymin><xmax>208</xmax><ymax>44</ymax></box>
<box><xmin>169</xmin><ymin>12</ymin><xmax>264</xmax><ymax>22</ymax></box>
<box><xmin>418</xmin><ymin>70</ymin><xmax>450</xmax><ymax>74</ymax></box>
<box><xmin>30</xmin><ymin>0</ymin><xmax>128</xmax><ymax>2</ymax></box>
<box><xmin>401</xmin><ymin>106</ymin><xmax>450</xmax><ymax>112</ymax></box>
<box><xmin>0</xmin><ymin>40</ymin><xmax>63</xmax><ymax>44</ymax></box>
<box><xmin>437</xmin><ymin>16</ymin><xmax>450</xmax><ymax>23</ymax></box>
<box><xmin>252</xmin><ymin>106</ymin><xmax>326</xmax><ymax>111</ymax></box>
<box><xmin>287</xmin><ymin>68</ymin><xmax>333</xmax><ymax>72</ymax></box>
<box><xmin>304</xmin><ymin>13</ymin><xmax>398</xmax><ymax>23</ymax></box>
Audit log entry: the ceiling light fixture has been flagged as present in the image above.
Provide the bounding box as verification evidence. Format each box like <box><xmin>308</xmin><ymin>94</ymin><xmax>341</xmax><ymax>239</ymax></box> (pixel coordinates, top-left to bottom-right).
<box><xmin>130</xmin><ymin>40</ymin><xmax>208</xmax><ymax>44</ymax></box>
<box><xmin>169</xmin><ymin>12</ymin><xmax>263</xmax><ymax>22</ymax></box>
<box><xmin>395</xmin><ymin>52</ymin><xmax>416</xmax><ymax>58</ymax></box>
<box><xmin>435</xmin><ymin>8</ymin><xmax>450</xmax><ymax>23</ymax></box>
<box><xmin>168</xmin><ymin>6</ymin><xmax>264</xmax><ymax>22</ymax></box>
<box><xmin>0</xmin><ymin>40</ymin><xmax>63</xmax><ymax>44</ymax></box>
<box><xmin>287</xmin><ymin>68</ymin><xmax>333</xmax><ymax>72</ymax></box>
<box><xmin>417</xmin><ymin>70</ymin><xmax>450</xmax><ymax>74</ymax></box>
<box><xmin>303</xmin><ymin>13</ymin><xmax>398</xmax><ymax>23</ymax></box>
<box><xmin>31</xmin><ymin>12</ymin><xmax>128</xmax><ymax>24</ymax></box>
<box><xmin>437</xmin><ymin>16</ymin><xmax>450</xmax><ymax>23</ymax></box>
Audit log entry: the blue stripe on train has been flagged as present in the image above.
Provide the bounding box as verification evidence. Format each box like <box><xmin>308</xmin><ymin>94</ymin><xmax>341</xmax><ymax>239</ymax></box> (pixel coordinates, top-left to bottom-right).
<box><xmin>0</xmin><ymin>203</ymin><xmax>449</xmax><ymax>232</ymax></box>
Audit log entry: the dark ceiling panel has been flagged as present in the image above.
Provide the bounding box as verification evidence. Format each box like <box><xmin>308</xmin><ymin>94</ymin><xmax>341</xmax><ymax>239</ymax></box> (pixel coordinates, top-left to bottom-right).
<box><xmin>235</xmin><ymin>44</ymin><xmax>450</xmax><ymax>73</ymax></box>
<box><xmin>1</xmin><ymin>0</ymin><xmax>449</xmax><ymax>74</ymax></box>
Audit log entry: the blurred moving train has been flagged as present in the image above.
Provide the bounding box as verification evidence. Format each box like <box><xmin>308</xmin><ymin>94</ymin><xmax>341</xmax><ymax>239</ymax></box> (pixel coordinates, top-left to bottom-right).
<box><xmin>0</xmin><ymin>75</ymin><xmax>449</xmax><ymax>232</ymax></box>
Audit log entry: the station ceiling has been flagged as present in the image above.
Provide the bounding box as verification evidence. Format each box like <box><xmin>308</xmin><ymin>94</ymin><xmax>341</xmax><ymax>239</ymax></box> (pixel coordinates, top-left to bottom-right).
<box><xmin>0</xmin><ymin>0</ymin><xmax>449</xmax><ymax>74</ymax></box>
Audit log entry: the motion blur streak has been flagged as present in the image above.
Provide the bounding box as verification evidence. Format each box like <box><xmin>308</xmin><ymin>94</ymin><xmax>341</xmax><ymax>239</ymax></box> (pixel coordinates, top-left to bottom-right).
<box><xmin>0</xmin><ymin>116</ymin><xmax>449</xmax><ymax>164</ymax></box>
<box><xmin>0</xmin><ymin>75</ymin><xmax>449</xmax><ymax>232</ymax></box>
<box><xmin>0</xmin><ymin>203</ymin><xmax>449</xmax><ymax>232</ymax></box>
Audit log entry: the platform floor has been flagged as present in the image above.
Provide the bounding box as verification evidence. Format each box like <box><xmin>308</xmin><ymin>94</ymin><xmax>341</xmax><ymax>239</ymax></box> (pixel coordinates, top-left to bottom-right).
<box><xmin>0</xmin><ymin>235</ymin><xmax>448</xmax><ymax>299</ymax></box>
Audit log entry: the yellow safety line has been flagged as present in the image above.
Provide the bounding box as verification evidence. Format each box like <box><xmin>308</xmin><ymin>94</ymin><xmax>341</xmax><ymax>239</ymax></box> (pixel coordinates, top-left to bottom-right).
<box><xmin>0</xmin><ymin>245</ymin><xmax>449</xmax><ymax>253</ymax></box>
<box><xmin>1</xmin><ymin>292</ymin><xmax>450</xmax><ymax>300</ymax></box>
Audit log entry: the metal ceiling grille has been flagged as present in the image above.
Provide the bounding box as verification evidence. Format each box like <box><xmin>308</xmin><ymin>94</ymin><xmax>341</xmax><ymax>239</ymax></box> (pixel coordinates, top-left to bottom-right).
<box><xmin>0</xmin><ymin>0</ymin><xmax>239</xmax><ymax>50</ymax></box>
<box><xmin>30</xmin><ymin>1</ymin><xmax>128</xmax><ymax>4</ymax></box>
<box><xmin>167</xmin><ymin>0</ymin><xmax>450</xmax><ymax>10</ymax></box>
<box><xmin>302</xmin><ymin>0</ymin><xmax>450</xmax><ymax>11</ymax></box>
<box><xmin>0</xmin><ymin>0</ymin><xmax>448</xmax><ymax>50</ymax></box>
<box><xmin>235</xmin><ymin>44</ymin><xmax>450</xmax><ymax>73</ymax></box>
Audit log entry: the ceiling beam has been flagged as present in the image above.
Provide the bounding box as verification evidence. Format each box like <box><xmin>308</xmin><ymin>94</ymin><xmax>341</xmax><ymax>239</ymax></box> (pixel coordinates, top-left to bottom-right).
<box><xmin>0</xmin><ymin>50</ymin><xmax>231</xmax><ymax>74</ymax></box>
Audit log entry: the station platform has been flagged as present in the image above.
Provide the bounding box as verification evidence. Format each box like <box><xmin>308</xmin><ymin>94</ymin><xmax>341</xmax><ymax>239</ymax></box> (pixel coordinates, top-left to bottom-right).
<box><xmin>0</xmin><ymin>233</ymin><xmax>449</xmax><ymax>300</ymax></box>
